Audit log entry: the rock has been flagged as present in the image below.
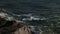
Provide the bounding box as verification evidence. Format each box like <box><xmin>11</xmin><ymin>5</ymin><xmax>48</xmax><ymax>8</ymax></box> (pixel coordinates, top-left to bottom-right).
<box><xmin>13</xmin><ymin>26</ymin><xmax>31</xmax><ymax>34</ymax></box>
<box><xmin>0</xmin><ymin>16</ymin><xmax>32</xmax><ymax>34</ymax></box>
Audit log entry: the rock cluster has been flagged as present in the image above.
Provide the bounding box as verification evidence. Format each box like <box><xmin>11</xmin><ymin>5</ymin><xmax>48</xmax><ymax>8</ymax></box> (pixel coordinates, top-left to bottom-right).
<box><xmin>0</xmin><ymin>15</ymin><xmax>32</xmax><ymax>34</ymax></box>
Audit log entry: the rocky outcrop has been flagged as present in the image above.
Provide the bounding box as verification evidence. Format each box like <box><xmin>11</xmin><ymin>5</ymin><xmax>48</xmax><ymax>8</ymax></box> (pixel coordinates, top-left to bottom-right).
<box><xmin>13</xmin><ymin>26</ymin><xmax>31</xmax><ymax>34</ymax></box>
<box><xmin>0</xmin><ymin>13</ymin><xmax>32</xmax><ymax>34</ymax></box>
